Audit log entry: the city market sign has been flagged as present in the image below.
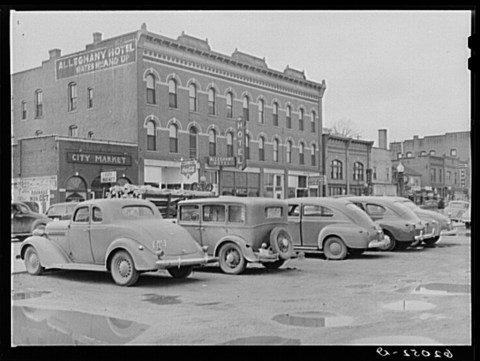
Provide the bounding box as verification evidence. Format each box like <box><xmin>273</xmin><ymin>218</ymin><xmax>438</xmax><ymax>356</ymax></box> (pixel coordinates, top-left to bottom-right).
<box><xmin>56</xmin><ymin>38</ymin><xmax>136</xmax><ymax>80</ymax></box>
<box><xmin>67</xmin><ymin>151</ymin><xmax>132</xmax><ymax>166</ymax></box>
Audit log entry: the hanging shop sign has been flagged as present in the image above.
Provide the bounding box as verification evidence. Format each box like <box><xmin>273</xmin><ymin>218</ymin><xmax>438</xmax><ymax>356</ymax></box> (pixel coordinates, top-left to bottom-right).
<box><xmin>307</xmin><ymin>176</ymin><xmax>322</xmax><ymax>187</ymax></box>
<box><xmin>101</xmin><ymin>171</ymin><xmax>117</xmax><ymax>183</ymax></box>
<box><xmin>236</xmin><ymin>117</ymin><xmax>246</xmax><ymax>170</ymax></box>
<box><xmin>67</xmin><ymin>151</ymin><xmax>132</xmax><ymax>166</ymax></box>
<box><xmin>181</xmin><ymin>160</ymin><xmax>197</xmax><ymax>178</ymax></box>
<box><xmin>208</xmin><ymin>156</ymin><xmax>236</xmax><ymax>167</ymax></box>
<box><xmin>56</xmin><ymin>38</ymin><xmax>136</xmax><ymax>80</ymax></box>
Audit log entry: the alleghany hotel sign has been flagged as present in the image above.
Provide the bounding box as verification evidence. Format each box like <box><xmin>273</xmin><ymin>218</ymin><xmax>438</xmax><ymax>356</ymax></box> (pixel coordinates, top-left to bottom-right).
<box><xmin>55</xmin><ymin>38</ymin><xmax>136</xmax><ymax>80</ymax></box>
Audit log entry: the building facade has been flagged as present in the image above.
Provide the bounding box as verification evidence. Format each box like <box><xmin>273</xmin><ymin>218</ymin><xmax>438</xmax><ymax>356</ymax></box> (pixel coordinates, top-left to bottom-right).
<box><xmin>370</xmin><ymin>129</ymin><xmax>397</xmax><ymax>196</ymax></box>
<box><xmin>11</xmin><ymin>24</ymin><xmax>327</xmax><ymax>206</ymax></box>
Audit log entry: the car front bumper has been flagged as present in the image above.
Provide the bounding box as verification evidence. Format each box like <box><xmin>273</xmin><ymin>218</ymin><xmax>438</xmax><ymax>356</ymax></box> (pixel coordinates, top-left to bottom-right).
<box><xmin>368</xmin><ymin>235</ymin><xmax>391</xmax><ymax>249</ymax></box>
<box><xmin>156</xmin><ymin>254</ymin><xmax>218</xmax><ymax>269</ymax></box>
<box><xmin>414</xmin><ymin>228</ymin><xmax>436</xmax><ymax>241</ymax></box>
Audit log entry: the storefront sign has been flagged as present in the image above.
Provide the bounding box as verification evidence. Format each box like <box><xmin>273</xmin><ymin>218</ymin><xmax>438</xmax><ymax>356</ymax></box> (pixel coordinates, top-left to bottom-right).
<box><xmin>56</xmin><ymin>38</ymin><xmax>136</xmax><ymax>80</ymax></box>
<box><xmin>181</xmin><ymin>160</ymin><xmax>197</xmax><ymax>178</ymax></box>
<box><xmin>236</xmin><ymin>117</ymin><xmax>246</xmax><ymax>170</ymax></box>
<box><xmin>101</xmin><ymin>171</ymin><xmax>117</xmax><ymax>183</ymax></box>
<box><xmin>208</xmin><ymin>156</ymin><xmax>236</xmax><ymax>167</ymax></box>
<box><xmin>12</xmin><ymin>175</ymin><xmax>58</xmax><ymax>214</ymax></box>
<box><xmin>67</xmin><ymin>151</ymin><xmax>132</xmax><ymax>166</ymax></box>
<box><xmin>308</xmin><ymin>176</ymin><xmax>322</xmax><ymax>187</ymax></box>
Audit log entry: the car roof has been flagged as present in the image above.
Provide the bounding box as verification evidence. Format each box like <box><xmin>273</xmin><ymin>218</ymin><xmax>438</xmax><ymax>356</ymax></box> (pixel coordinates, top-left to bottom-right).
<box><xmin>179</xmin><ymin>196</ymin><xmax>286</xmax><ymax>207</ymax></box>
<box><xmin>288</xmin><ymin>197</ymin><xmax>353</xmax><ymax>208</ymax></box>
<box><xmin>77</xmin><ymin>198</ymin><xmax>155</xmax><ymax>207</ymax></box>
<box><xmin>342</xmin><ymin>196</ymin><xmax>401</xmax><ymax>205</ymax></box>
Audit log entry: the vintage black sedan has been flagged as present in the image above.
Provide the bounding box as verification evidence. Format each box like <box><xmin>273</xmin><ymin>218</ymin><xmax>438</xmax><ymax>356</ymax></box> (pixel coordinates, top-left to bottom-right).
<box><xmin>20</xmin><ymin>199</ymin><xmax>217</xmax><ymax>286</ymax></box>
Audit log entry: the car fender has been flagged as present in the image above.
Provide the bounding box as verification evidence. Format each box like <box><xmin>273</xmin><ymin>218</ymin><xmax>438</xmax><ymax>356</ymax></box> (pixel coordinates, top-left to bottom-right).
<box><xmin>20</xmin><ymin>235</ymin><xmax>70</xmax><ymax>267</ymax></box>
<box><xmin>213</xmin><ymin>235</ymin><xmax>257</xmax><ymax>263</ymax></box>
<box><xmin>376</xmin><ymin>221</ymin><xmax>411</xmax><ymax>241</ymax></box>
<box><xmin>105</xmin><ymin>238</ymin><xmax>157</xmax><ymax>272</ymax></box>
<box><xmin>317</xmin><ymin>224</ymin><xmax>369</xmax><ymax>250</ymax></box>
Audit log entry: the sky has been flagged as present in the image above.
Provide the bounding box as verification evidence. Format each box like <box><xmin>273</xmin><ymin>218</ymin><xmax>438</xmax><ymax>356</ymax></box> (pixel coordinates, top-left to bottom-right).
<box><xmin>10</xmin><ymin>10</ymin><xmax>472</xmax><ymax>146</ymax></box>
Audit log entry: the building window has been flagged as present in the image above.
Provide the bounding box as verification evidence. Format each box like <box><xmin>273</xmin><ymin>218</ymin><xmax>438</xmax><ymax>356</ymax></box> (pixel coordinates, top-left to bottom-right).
<box><xmin>286</xmin><ymin>141</ymin><xmax>292</xmax><ymax>163</ymax></box>
<box><xmin>146</xmin><ymin>121</ymin><xmax>156</xmax><ymax>151</ymax></box>
<box><xmin>21</xmin><ymin>101</ymin><xmax>27</xmax><ymax>120</ymax></box>
<box><xmin>189</xmin><ymin>84</ymin><xmax>197</xmax><ymax>112</ymax></box>
<box><xmin>226</xmin><ymin>132</ymin><xmax>234</xmax><ymax>157</ymax></box>
<box><xmin>386</xmin><ymin>167</ymin><xmax>390</xmax><ymax>181</ymax></box>
<box><xmin>169</xmin><ymin>124</ymin><xmax>178</xmax><ymax>153</ymax></box>
<box><xmin>439</xmin><ymin>169</ymin><xmax>443</xmax><ymax>183</ymax></box>
<box><xmin>34</xmin><ymin>90</ymin><xmax>43</xmax><ymax>117</ymax></box>
<box><xmin>353</xmin><ymin>162</ymin><xmax>364</xmax><ymax>181</ymax></box>
<box><xmin>68</xmin><ymin>82</ymin><xmax>77</xmax><ymax>111</ymax></box>
<box><xmin>450</xmin><ymin>149</ymin><xmax>457</xmax><ymax>157</ymax></box>
<box><xmin>286</xmin><ymin>105</ymin><xmax>292</xmax><ymax>129</ymax></box>
<box><xmin>406</xmin><ymin>151</ymin><xmax>413</xmax><ymax>158</ymax></box>
<box><xmin>446</xmin><ymin>171</ymin><xmax>451</xmax><ymax>184</ymax></box>
<box><xmin>88</xmin><ymin>131</ymin><xmax>94</xmax><ymax>139</ymax></box>
<box><xmin>69</xmin><ymin>125</ymin><xmax>78</xmax><ymax>137</ymax></box>
<box><xmin>168</xmin><ymin>79</ymin><xmax>177</xmax><ymax>108</ymax></box>
<box><xmin>430</xmin><ymin>168</ymin><xmax>435</xmax><ymax>182</ymax></box>
<box><xmin>146</xmin><ymin>74</ymin><xmax>156</xmax><ymax>104</ymax></box>
<box><xmin>273</xmin><ymin>102</ymin><xmax>279</xmax><ymax>126</ymax></box>
<box><xmin>311</xmin><ymin>110</ymin><xmax>316</xmax><ymax>132</ymax></box>
<box><xmin>454</xmin><ymin>172</ymin><xmax>457</xmax><ymax>185</ymax></box>
<box><xmin>299</xmin><ymin>109</ymin><xmax>304</xmax><ymax>131</ymax></box>
<box><xmin>87</xmin><ymin>87</ymin><xmax>93</xmax><ymax>108</ymax></box>
<box><xmin>209</xmin><ymin>129</ymin><xmax>217</xmax><ymax>156</ymax></box>
<box><xmin>420</xmin><ymin>150</ymin><xmax>427</xmax><ymax>156</ymax></box>
<box><xmin>373</xmin><ymin>166</ymin><xmax>377</xmax><ymax>180</ymax></box>
<box><xmin>189</xmin><ymin>127</ymin><xmax>198</xmax><ymax>159</ymax></box>
<box><xmin>258</xmin><ymin>99</ymin><xmax>264</xmax><ymax>124</ymax></box>
<box><xmin>311</xmin><ymin>144</ymin><xmax>316</xmax><ymax>166</ymax></box>
<box><xmin>259</xmin><ymin>136</ymin><xmax>265</xmax><ymax>161</ymax></box>
<box><xmin>299</xmin><ymin>142</ymin><xmax>305</xmax><ymax>164</ymax></box>
<box><xmin>245</xmin><ymin>134</ymin><xmax>250</xmax><ymax>160</ymax></box>
<box><xmin>243</xmin><ymin>96</ymin><xmax>249</xmax><ymax>121</ymax></box>
<box><xmin>273</xmin><ymin>139</ymin><xmax>279</xmax><ymax>162</ymax></box>
<box><xmin>429</xmin><ymin>150</ymin><xmax>436</xmax><ymax>156</ymax></box>
<box><xmin>208</xmin><ymin>88</ymin><xmax>216</xmax><ymax>115</ymax></box>
<box><xmin>331</xmin><ymin>160</ymin><xmax>343</xmax><ymax>180</ymax></box>
<box><xmin>226</xmin><ymin>92</ymin><xmax>233</xmax><ymax>118</ymax></box>
<box><xmin>397</xmin><ymin>153</ymin><xmax>402</xmax><ymax>159</ymax></box>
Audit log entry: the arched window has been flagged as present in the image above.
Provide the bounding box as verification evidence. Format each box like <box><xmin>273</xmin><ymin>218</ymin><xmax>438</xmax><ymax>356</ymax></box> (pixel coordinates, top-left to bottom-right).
<box><xmin>68</xmin><ymin>82</ymin><xmax>77</xmax><ymax>111</ymax></box>
<box><xmin>311</xmin><ymin>144</ymin><xmax>316</xmax><ymax>166</ymax></box>
<box><xmin>226</xmin><ymin>92</ymin><xmax>234</xmax><ymax>118</ymax></box>
<box><xmin>311</xmin><ymin>110</ymin><xmax>316</xmax><ymax>133</ymax></box>
<box><xmin>331</xmin><ymin>160</ymin><xmax>343</xmax><ymax>180</ymax></box>
<box><xmin>286</xmin><ymin>105</ymin><xmax>292</xmax><ymax>128</ymax></box>
<box><xmin>189</xmin><ymin>127</ymin><xmax>198</xmax><ymax>159</ymax></box>
<box><xmin>168</xmin><ymin>79</ymin><xmax>177</xmax><ymax>108</ymax></box>
<box><xmin>353</xmin><ymin>162</ymin><xmax>364</xmax><ymax>181</ymax></box>
<box><xmin>209</xmin><ymin>129</ymin><xmax>216</xmax><ymax>156</ymax></box>
<box><xmin>226</xmin><ymin>132</ymin><xmax>234</xmax><ymax>157</ymax></box>
<box><xmin>146</xmin><ymin>74</ymin><xmax>156</xmax><ymax>104</ymax></box>
<box><xmin>272</xmin><ymin>102</ymin><xmax>279</xmax><ymax>126</ymax></box>
<box><xmin>208</xmin><ymin>88</ymin><xmax>216</xmax><ymax>115</ymax></box>
<box><xmin>34</xmin><ymin>89</ymin><xmax>43</xmax><ymax>117</ymax></box>
<box><xmin>299</xmin><ymin>142</ymin><xmax>305</xmax><ymax>164</ymax></box>
<box><xmin>21</xmin><ymin>101</ymin><xmax>27</xmax><ymax>120</ymax></box>
<box><xmin>259</xmin><ymin>136</ymin><xmax>265</xmax><ymax>161</ymax></box>
<box><xmin>429</xmin><ymin>150</ymin><xmax>436</xmax><ymax>156</ymax></box>
<box><xmin>273</xmin><ymin>139</ymin><xmax>279</xmax><ymax>162</ymax></box>
<box><xmin>243</xmin><ymin>96</ymin><xmax>249</xmax><ymax>121</ymax></box>
<box><xmin>258</xmin><ymin>99</ymin><xmax>264</xmax><ymax>124</ymax></box>
<box><xmin>66</xmin><ymin>176</ymin><xmax>87</xmax><ymax>202</ymax></box>
<box><xmin>245</xmin><ymin>134</ymin><xmax>250</xmax><ymax>160</ymax></box>
<box><xmin>299</xmin><ymin>109</ymin><xmax>304</xmax><ymax>131</ymax></box>
<box><xmin>169</xmin><ymin>124</ymin><xmax>178</xmax><ymax>153</ymax></box>
<box><xmin>189</xmin><ymin>84</ymin><xmax>197</xmax><ymax>112</ymax></box>
<box><xmin>287</xmin><ymin>141</ymin><xmax>292</xmax><ymax>163</ymax></box>
<box><xmin>146</xmin><ymin>120</ymin><xmax>156</xmax><ymax>151</ymax></box>
<box><xmin>406</xmin><ymin>151</ymin><xmax>413</xmax><ymax>158</ymax></box>
<box><xmin>69</xmin><ymin>125</ymin><xmax>78</xmax><ymax>137</ymax></box>
<box><xmin>420</xmin><ymin>150</ymin><xmax>427</xmax><ymax>156</ymax></box>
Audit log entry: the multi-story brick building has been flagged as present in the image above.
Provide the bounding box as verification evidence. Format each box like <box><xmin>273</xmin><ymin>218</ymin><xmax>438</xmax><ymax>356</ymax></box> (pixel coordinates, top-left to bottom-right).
<box><xmin>11</xmin><ymin>23</ymin><xmax>327</xmax><ymax>208</ymax></box>
<box><xmin>370</xmin><ymin>129</ymin><xmax>397</xmax><ymax>196</ymax></box>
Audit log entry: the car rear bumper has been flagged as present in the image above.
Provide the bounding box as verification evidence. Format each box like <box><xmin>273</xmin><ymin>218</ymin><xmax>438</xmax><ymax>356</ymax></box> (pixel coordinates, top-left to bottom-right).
<box><xmin>368</xmin><ymin>235</ymin><xmax>391</xmax><ymax>249</ymax></box>
<box><xmin>155</xmin><ymin>254</ymin><xmax>218</xmax><ymax>269</ymax></box>
<box><xmin>414</xmin><ymin>228</ymin><xmax>436</xmax><ymax>241</ymax></box>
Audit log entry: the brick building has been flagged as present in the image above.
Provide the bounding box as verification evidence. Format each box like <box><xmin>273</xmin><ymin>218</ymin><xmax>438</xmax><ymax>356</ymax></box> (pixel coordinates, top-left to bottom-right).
<box><xmin>11</xmin><ymin>23</ymin><xmax>327</xmax><ymax>207</ymax></box>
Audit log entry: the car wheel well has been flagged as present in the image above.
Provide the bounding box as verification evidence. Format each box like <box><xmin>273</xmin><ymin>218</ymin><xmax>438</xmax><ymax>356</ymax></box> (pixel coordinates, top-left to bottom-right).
<box><xmin>214</xmin><ymin>240</ymin><xmax>237</xmax><ymax>257</ymax></box>
<box><xmin>321</xmin><ymin>234</ymin><xmax>344</xmax><ymax>249</ymax></box>
<box><xmin>106</xmin><ymin>247</ymin><xmax>129</xmax><ymax>271</ymax></box>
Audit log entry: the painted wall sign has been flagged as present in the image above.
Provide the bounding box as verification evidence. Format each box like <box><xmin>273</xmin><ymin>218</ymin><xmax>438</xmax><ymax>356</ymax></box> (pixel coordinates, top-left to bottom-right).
<box><xmin>181</xmin><ymin>160</ymin><xmax>197</xmax><ymax>178</ymax></box>
<box><xmin>56</xmin><ymin>38</ymin><xmax>136</xmax><ymax>80</ymax></box>
<box><xmin>208</xmin><ymin>156</ymin><xmax>236</xmax><ymax>167</ymax></box>
<box><xmin>67</xmin><ymin>151</ymin><xmax>132</xmax><ymax>166</ymax></box>
<box><xmin>236</xmin><ymin>117</ymin><xmax>246</xmax><ymax>170</ymax></box>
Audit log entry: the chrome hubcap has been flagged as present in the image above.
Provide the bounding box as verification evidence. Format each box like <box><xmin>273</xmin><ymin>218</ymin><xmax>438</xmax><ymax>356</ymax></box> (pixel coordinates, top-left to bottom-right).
<box><xmin>329</xmin><ymin>242</ymin><xmax>342</xmax><ymax>255</ymax></box>
<box><xmin>225</xmin><ymin>249</ymin><xmax>240</xmax><ymax>267</ymax></box>
<box><xmin>117</xmin><ymin>259</ymin><xmax>131</xmax><ymax>277</ymax></box>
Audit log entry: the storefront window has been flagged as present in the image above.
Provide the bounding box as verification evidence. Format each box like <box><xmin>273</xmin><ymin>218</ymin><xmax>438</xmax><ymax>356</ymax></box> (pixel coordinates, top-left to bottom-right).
<box><xmin>65</xmin><ymin>176</ymin><xmax>87</xmax><ymax>202</ymax></box>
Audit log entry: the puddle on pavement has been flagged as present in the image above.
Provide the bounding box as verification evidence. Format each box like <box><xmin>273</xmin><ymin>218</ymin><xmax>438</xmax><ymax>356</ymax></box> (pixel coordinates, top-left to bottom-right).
<box><xmin>272</xmin><ymin>311</ymin><xmax>353</xmax><ymax>328</ymax></box>
<box><xmin>11</xmin><ymin>306</ymin><xmax>149</xmax><ymax>345</ymax></box>
<box><xmin>351</xmin><ymin>335</ymin><xmax>441</xmax><ymax>345</ymax></box>
<box><xmin>382</xmin><ymin>300</ymin><xmax>436</xmax><ymax>311</ymax></box>
<box><xmin>12</xmin><ymin>291</ymin><xmax>51</xmax><ymax>300</ymax></box>
<box><xmin>412</xmin><ymin>283</ymin><xmax>470</xmax><ymax>296</ymax></box>
<box><xmin>142</xmin><ymin>294</ymin><xmax>181</xmax><ymax>305</ymax></box>
<box><xmin>220</xmin><ymin>336</ymin><xmax>301</xmax><ymax>345</ymax></box>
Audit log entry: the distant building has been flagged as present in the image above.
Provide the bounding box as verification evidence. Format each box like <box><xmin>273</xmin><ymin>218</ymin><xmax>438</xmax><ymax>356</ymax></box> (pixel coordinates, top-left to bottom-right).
<box><xmin>370</xmin><ymin>129</ymin><xmax>397</xmax><ymax>196</ymax></box>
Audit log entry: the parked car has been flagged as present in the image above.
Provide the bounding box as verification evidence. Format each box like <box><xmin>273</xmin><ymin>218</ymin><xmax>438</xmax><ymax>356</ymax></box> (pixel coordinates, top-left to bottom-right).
<box><xmin>390</xmin><ymin>197</ymin><xmax>453</xmax><ymax>245</ymax></box>
<box><xmin>342</xmin><ymin>196</ymin><xmax>434</xmax><ymax>251</ymax></box>
<box><xmin>45</xmin><ymin>202</ymin><xmax>79</xmax><ymax>220</ymax></box>
<box><xmin>11</xmin><ymin>202</ymin><xmax>51</xmax><ymax>240</ymax></box>
<box><xmin>419</xmin><ymin>199</ymin><xmax>439</xmax><ymax>211</ymax></box>
<box><xmin>20</xmin><ymin>198</ymin><xmax>217</xmax><ymax>286</ymax></box>
<box><xmin>443</xmin><ymin>200</ymin><xmax>470</xmax><ymax>222</ymax></box>
<box><xmin>21</xmin><ymin>201</ymin><xmax>40</xmax><ymax>213</ymax></box>
<box><xmin>461</xmin><ymin>204</ymin><xmax>471</xmax><ymax>229</ymax></box>
<box><xmin>177</xmin><ymin>197</ymin><xmax>295</xmax><ymax>274</ymax></box>
<box><xmin>286</xmin><ymin>197</ymin><xmax>390</xmax><ymax>260</ymax></box>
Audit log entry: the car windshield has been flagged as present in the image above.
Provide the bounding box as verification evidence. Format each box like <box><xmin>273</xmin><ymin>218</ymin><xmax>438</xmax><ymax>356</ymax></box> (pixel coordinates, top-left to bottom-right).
<box><xmin>121</xmin><ymin>205</ymin><xmax>155</xmax><ymax>218</ymax></box>
<box><xmin>345</xmin><ymin>203</ymin><xmax>375</xmax><ymax>225</ymax></box>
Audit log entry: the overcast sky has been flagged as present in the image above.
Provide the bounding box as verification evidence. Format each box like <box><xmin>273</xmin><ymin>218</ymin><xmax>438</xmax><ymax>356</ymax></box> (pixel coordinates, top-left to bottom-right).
<box><xmin>10</xmin><ymin>10</ymin><xmax>471</xmax><ymax>146</ymax></box>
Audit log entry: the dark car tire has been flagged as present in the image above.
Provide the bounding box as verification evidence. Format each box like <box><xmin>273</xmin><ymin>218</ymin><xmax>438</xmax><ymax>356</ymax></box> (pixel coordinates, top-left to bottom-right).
<box><xmin>379</xmin><ymin>231</ymin><xmax>397</xmax><ymax>252</ymax></box>
<box><xmin>218</xmin><ymin>242</ymin><xmax>247</xmax><ymax>275</ymax></box>
<box><xmin>262</xmin><ymin>259</ymin><xmax>286</xmax><ymax>269</ymax></box>
<box><xmin>396</xmin><ymin>241</ymin><xmax>413</xmax><ymax>250</ymax></box>
<box><xmin>24</xmin><ymin>246</ymin><xmax>44</xmax><ymax>275</ymax></box>
<box><xmin>423</xmin><ymin>236</ymin><xmax>440</xmax><ymax>245</ymax></box>
<box><xmin>323</xmin><ymin>236</ymin><xmax>348</xmax><ymax>260</ymax></box>
<box><xmin>168</xmin><ymin>266</ymin><xmax>194</xmax><ymax>279</ymax></box>
<box><xmin>110</xmin><ymin>250</ymin><xmax>140</xmax><ymax>287</ymax></box>
<box><xmin>269</xmin><ymin>227</ymin><xmax>294</xmax><ymax>260</ymax></box>
<box><xmin>348</xmin><ymin>248</ymin><xmax>365</xmax><ymax>256</ymax></box>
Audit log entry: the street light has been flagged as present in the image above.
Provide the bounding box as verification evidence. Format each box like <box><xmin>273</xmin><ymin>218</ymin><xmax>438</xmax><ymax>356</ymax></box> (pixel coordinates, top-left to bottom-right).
<box><xmin>397</xmin><ymin>162</ymin><xmax>404</xmax><ymax>197</ymax></box>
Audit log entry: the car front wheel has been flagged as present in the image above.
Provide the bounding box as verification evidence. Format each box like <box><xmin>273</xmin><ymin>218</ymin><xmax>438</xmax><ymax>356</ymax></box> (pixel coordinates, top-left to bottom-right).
<box><xmin>24</xmin><ymin>246</ymin><xmax>44</xmax><ymax>275</ymax></box>
<box><xmin>423</xmin><ymin>236</ymin><xmax>440</xmax><ymax>245</ymax></box>
<box><xmin>110</xmin><ymin>250</ymin><xmax>139</xmax><ymax>286</ymax></box>
<box><xmin>379</xmin><ymin>231</ymin><xmax>396</xmax><ymax>251</ymax></box>
<box><xmin>168</xmin><ymin>266</ymin><xmax>194</xmax><ymax>279</ymax></box>
<box><xmin>323</xmin><ymin>237</ymin><xmax>348</xmax><ymax>260</ymax></box>
<box><xmin>218</xmin><ymin>242</ymin><xmax>246</xmax><ymax>275</ymax></box>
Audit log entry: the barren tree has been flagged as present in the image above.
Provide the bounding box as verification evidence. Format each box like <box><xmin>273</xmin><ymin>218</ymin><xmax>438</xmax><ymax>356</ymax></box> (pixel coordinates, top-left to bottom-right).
<box><xmin>329</xmin><ymin>118</ymin><xmax>362</xmax><ymax>138</ymax></box>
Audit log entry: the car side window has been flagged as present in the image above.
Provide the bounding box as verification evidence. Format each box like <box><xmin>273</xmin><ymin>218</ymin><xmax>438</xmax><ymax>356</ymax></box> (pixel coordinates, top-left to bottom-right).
<box><xmin>73</xmin><ymin>206</ymin><xmax>90</xmax><ymax>223</ymax></box>
<box><xmin>228</xmin><ymin>205</ymin><xmax>245</xmax><ymax>223</ymax></box>
<box><xmin>303</xmin><ymin>205</ymin><xmax>334</xmax><ymax>217</ymax></box>
<box><xmin>203</xmin><ymin>205</ymin><xmax>226</xmax><ymax>223</ymax></box>
<box><xmin>92</xmin><ymin>207</ymin><xmax>103</xmax><ymax>222</ymax></box>
<box><xmin>288</xmin><ymin>204</ymin><xmax>300</xmax><ymax>217</ymax></box>
<box><xmin>366</xmin><ymin>204</ymin><xmax>386</xmax><ymax>214</ymax></box>
<box><xmin>179</xmin><ymin>205</ymin><xmax>200</xmax><ymax>222</ymax></box>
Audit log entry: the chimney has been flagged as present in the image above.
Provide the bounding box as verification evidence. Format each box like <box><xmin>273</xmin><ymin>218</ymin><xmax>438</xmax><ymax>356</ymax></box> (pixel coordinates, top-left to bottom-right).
<box><xmin>48</xmin><ymin>49</ymin><xmax>61</xmax><ymax>59</ymax></box>
<box><xmin>93</xmin><ymin>32</ymin><xmax>102</xmax><ymax>43</ymax></box>
<box><xmin>378</xmin><ymin>129</ymin><xmax>387</xmax><ymax>149</ymax></box>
